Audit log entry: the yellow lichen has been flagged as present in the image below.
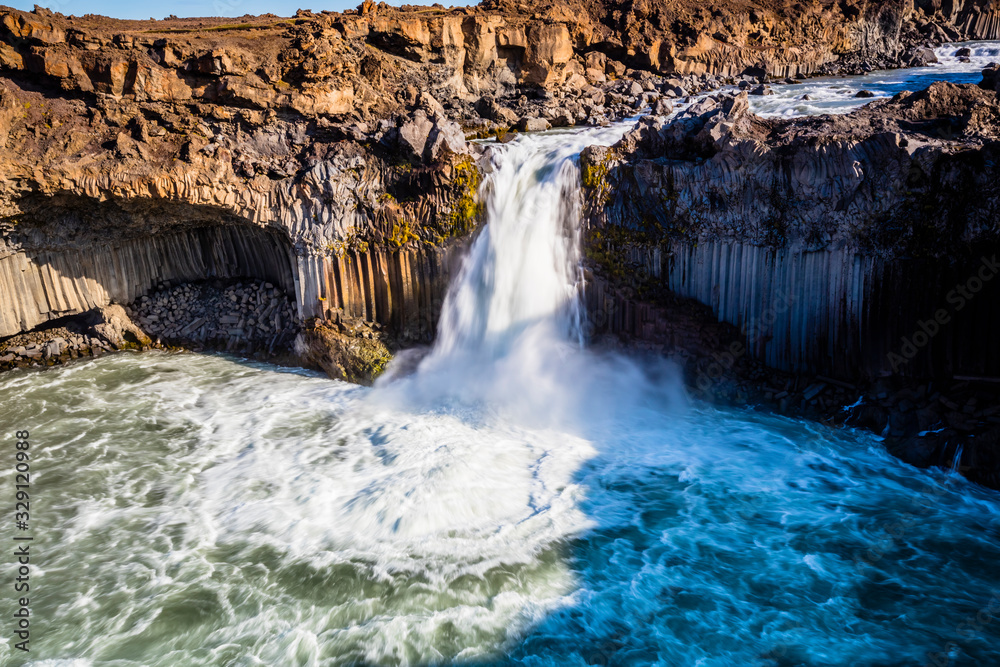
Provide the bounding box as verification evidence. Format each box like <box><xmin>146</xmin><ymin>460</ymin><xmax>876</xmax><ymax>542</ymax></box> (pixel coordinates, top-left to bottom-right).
<box><xmin>440</xmin><ymin>156</ymin><xmax>483</xmax><ymax>239</ymax></box>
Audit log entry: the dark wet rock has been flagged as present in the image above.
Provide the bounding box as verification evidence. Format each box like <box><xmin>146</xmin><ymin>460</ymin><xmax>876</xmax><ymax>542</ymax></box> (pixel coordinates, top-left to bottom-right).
<box><xmin>295</xmin><ymin>320</ymin><xmax>393</xmax><ymax>386</ymax></box>
<box><xmin>855</xmin><ymin>89</ymin><xmax>876</xmax><ymax>98</ymax></box>
<box><xmin>741</xmin><ymin>65</ymin><xmax>767</xmax><ymax>83</ymax></box>
<box><xmin>980</xmin><ymin>63</ymin><xmax>1000</xmax><ymax>92</ymax></box>
<box><xmin>475</xmin><ymin>96</ymin><xmax>519</xmax><ymax>125</ymax></box>
<box><xmin>580</xmin><ymin>78</ymin><xmax>1000</xmax><ymax>389</ymax></box>
<box><xmin>904</xmin><ymin>46</ymin><xmax>939</xmax><ymax>67</ymax></box>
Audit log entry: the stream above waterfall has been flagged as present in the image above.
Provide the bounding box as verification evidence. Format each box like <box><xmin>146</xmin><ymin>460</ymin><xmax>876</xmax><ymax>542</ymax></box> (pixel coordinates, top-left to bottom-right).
<box><xmin>2</xmin><ymin>47</ymin><xmax>1000</xmax><ymax>667</ymax></box>
<box><xmin>749</xmin><ymin>42</ymin><xmax>1000</xmax><ymax>117</ymax></box>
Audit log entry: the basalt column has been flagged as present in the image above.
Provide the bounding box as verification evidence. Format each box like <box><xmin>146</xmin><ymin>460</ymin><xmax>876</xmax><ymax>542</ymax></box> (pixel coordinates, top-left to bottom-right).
<box><xmin>0</xmin><ymin>225</ymin><xmax>296</xmax><ymax>337</ymax></box>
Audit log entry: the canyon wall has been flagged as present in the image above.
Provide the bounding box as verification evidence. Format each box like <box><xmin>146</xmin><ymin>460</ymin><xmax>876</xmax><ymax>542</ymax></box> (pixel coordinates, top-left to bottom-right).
<box><xmin>581</xmin><ymin>82</ymin><xmax>1000</xmax><ymax>381</ymax></box>
<box><xmin>0</xmin><ymin>0</ymin><xmax>995</xmax><ymax>131</ymax></box>
<box><xmin>0</xmin><ymin>50</ymin><xmax>481</xmax><ymax>344</ymax></box>
<box><xmin>296</xmin><ymin>243</ymin><xmax>467</xmax><ymax>343</ymax></box>
<box><xmin>0</xmin><ymin>226</ymin><xmax>296</xmax><ymax>337</ymax></box>
<box><xmin>2</xmin><ymin>0</ymin><xmax>1000</xmax><ymax>369</ymax></box>
<box><xmin>921</xmin><ymin>0</ymin><xmax>1000</xmax><ymax>39</ymax></box>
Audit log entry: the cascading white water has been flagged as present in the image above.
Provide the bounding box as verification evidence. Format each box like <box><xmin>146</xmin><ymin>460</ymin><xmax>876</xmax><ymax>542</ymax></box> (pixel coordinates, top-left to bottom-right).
<box><xmin>4</xmin><ymin>55</ymin><xmax>1000</xmax><ymax>667</ymax></box>
<box><xmin>374</xmin><ymin>124</ymin><xmax>689</xmax><ymax>429</ymax></box>
<box><xmin>429</xmin><ymin>138</ymin><xmax>588</xmax><ymax>357</ymax></box>
<box><xmin>750</xmin><ymin>40</ymin><xmax>1000</xmax><ymax>118</ymax></box>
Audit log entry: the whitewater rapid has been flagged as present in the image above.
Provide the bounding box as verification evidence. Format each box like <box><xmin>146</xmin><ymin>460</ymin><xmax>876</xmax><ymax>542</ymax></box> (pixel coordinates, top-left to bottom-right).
<box><xmin>749</xmin><ymin>41</ymin><xmax>1000</xmax><ymax>118</ymax></box>
<box><xmin>2</xmin><ymin>46</ymin><xmax>1000</xmax><ymax>666</ymax></box>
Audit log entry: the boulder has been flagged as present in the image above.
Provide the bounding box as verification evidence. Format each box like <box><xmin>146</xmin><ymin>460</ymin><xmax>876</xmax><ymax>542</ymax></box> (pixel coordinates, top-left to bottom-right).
<box><xmin>905</xmin><ymin>46</ymin><xmax>939</xmax><ymax>67</ymax></box>
<box><xmin>426</xmin><ymin>118</ymin><xmax>467</xmax><ymax>160</ymax></box>
<box><xmin>397</xmin><ymin>111</ymin><xmax>435</xmax><ymax>159</ymax></box>
<box><xmin>417</xmin><ymin>91</ymin><xmax>445</xmax><ymax>118</ymax></box>
<box><xmin>653</xmin><ymin>98</ymin><xmax>674</xmax><ymax>116</ymax></box>
<box><xmin>548</xmin><ymin>110</ymin><xmax>575</xmax><ymax>127</ymax></box>
<box><xmin>86</xmin><ymin>305</ymin><xmax>152</xmax><ymax>349</ymax></box>
<box><xmin>295</xmin><ymin>323</ymin><xmax>392</xmax><ymax>386</ymax></box>
<box><xmin>585</xmin><ymin>51</ymin><xmax>606</xmax><ymax>71</ymax></box>
<box><xmin>605</xmin><ymin>59</ymin><xmax>626</xmax><ymax>79</ymax></box>
<box><xmin>517</xmin><ymin>117</ymin><xmax>551</xmax><ymax>132</ymax></box>
<box><xmin>475</xmin><ymin>95</ymin><xmax>518</xmax><ymax>124</ymax></box>
<box><xmin>980</xmin><ymin>64</ymin><xmax>1000</xmax><ymax>92</ymax></box>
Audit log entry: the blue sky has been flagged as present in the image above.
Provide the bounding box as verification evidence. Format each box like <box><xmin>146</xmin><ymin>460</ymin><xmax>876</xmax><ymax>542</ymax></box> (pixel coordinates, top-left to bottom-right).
<box><xmin>7</xmin><ymin>0</ymin><xmax>473</xmax><ymax>20</ymax></box>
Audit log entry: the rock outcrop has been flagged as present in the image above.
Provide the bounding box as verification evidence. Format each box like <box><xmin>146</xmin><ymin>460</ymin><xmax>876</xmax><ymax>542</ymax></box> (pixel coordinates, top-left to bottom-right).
<box><xmin>0</xmin><ymin>2</ymin><xmax>495</xmax><ymax>380</ymax></box>
<box><xmin>295</xmin><ymin>319</ymin><xmax>393</xmax><ymax>385</ymax></box>
<box><xmin>0</xmin><ymin>0</ymin><xmax>994</xmax><ymax>133</ymax></box>
<box><xmin>0</xmin><ymin>303</ymin><xmax>154</xmax><ymax>372</ymax></box>
<box><xmin>581</xmin><ymin>76</ymin><xmax>1000</xmax><ymax>383</ymax></box>
<box><xmin>0</xmin><ymin>59</ymin><xmax>481</xmax><ymax>347</ymax></box>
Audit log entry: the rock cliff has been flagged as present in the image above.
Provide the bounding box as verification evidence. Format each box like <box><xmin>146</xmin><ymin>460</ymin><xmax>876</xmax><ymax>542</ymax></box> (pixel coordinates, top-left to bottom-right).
<box><xmin>1</xmin><ymin>0</ymin><xmax>998</xmax><ymax>381</ymax></box>
<box><xmin>0</xmin><ymin>47</ymin><xmax>481</xmax><ymax>338</ymax></box>
<box><xmin>581</xmin><ymin>75</ymin><xmax>1000</xmax><ymax>382</ymax></box>
<box><xmin>1</xmin><ymin>0</ymin><xmax>996</xmax><ymax>128</ymax></box>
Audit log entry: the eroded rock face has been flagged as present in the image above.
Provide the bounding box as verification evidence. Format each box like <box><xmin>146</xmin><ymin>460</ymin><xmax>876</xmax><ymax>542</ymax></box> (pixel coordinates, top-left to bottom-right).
<box><xmin>585</xmin><ymin>81</ymin><xmax>1000</xmax><ymax>259</ymax></box>
<box><xmin>86</xmin><ymin>304</ymin><xmax>152</xmax><ymax>349</ymax></box>
<box><xmin>581</xmin><ymin>77</ymin><xmax>1000</xmax><ymax>382</ymax></box>
<box><xmin>0</xmin><ymin>46</ymin><xmax>479</xmax><ymax>375</ymax></box>
<box><xmin>0</xmin><ymin>303</ymin><xmax>155</xmax><ymax>373</ymax></box>
<box><xmin>0</xmin><ymin>0</ymin><xmax>992</xmax><ymax>131</ymax></box>
<box><xmin>295</xmin><ymin>320</ymin><xmax>393</xmax><ymax>385</ymax></box>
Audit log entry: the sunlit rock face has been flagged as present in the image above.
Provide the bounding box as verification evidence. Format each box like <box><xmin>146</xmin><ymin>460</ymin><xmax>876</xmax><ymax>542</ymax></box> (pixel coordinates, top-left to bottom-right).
<box><xmin>2</xmin><ymin>0</ymin><xmax>1000</xmax><ymax>374</ymax></box>
<box><xmin>0</xmin><ymin>0</ymin><xmax>995</xmax><ymax>122</ymax></box>
<box><xmin>0</xmin><ymin>67</ymin><xmax>479</xmax><ymax>340</ymax></box>
<box><xmin>581</xmin><ymin>82</ymin><xmax>1000</xmax><ymax>381</ymax></box>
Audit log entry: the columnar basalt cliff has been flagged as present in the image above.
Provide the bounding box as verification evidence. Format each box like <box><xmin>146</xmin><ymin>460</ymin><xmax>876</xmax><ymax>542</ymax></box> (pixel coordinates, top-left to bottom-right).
<box><xmin>0</xmin><ymin>0</ymin><xmax>998</xmax><ymax>382</ymax></box>
<box><xmin>579</xmin><ymin>73</ymin><xmax>1000</xmax><ymax>487</ymax></box>
<box><xmin>0</xmin><ymin>32</ymin><xmax>482</xmax><ymax>349</ymax></box>
<box><xmin>581</xmin><ymin>79</ymin><xmax>1000</xmax><ymax>383</ymax></box>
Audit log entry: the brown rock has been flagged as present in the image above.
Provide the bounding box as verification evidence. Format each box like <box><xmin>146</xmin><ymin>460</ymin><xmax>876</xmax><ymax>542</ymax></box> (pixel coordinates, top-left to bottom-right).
<box><xmin>86</xmin><ymin>305</ymin><xmax>152</xmax><ymax>349</ymax></box>
<box><xmin>295</xmin><ymin>323</ymin><xmax>392</xmax><ymax>385</ymax></box>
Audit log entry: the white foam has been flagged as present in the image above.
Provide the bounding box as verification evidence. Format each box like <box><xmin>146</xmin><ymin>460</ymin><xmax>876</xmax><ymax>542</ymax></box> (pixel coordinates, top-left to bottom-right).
<box><xmin>4</xmin><ymin>48</ymin><xmax>1000</xmax><ymax>664</ymax></box>
<box><xmin>751</xmin><ymin>40</ymin><xmax>1000</xmax><ymax>118</ymax></box>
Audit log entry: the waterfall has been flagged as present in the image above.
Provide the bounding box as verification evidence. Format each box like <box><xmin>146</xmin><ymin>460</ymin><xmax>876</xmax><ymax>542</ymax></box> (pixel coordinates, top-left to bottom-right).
<box><xmin>375</xmin><ymin>124</ymin><xmax>687</xmax><ymax>425</ymax></box>
<box><xmin>952</xmin><ymin>443</ymin><xmax>964</xmax><ymax>474</ymax></box>
<box><xmin>427</xmin><ymin>135</ymin><xmax>591</xmax><ymax>359</ymax></box>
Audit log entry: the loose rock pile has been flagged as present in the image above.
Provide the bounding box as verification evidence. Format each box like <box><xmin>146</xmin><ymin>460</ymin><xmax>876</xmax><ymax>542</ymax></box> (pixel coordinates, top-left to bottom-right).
<box><xmin>0</xmin><ymin>303</ymin><xmax>153</xmax><ymax>372</ymax></box>
<box><xmin>464</xmin><ymin>72</ymin><xmax>716</xmax><ymax>138</ymax></box>
<box><xmin>0</xmin><ymin>326</ymin><xmax>118</xmax><ymax>371</ymax></box>
<box><xmin>126</xmin><ymin>280</ymin><xmax>300</xmax><ymax>354</ymax></box>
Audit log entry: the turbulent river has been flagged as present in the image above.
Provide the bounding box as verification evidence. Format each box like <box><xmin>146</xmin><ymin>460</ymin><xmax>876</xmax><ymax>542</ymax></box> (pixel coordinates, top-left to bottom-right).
<box><xmin>2</xmin><ymin>44</ymin><xmax>1000</xmax><ymax>667</ymax></box>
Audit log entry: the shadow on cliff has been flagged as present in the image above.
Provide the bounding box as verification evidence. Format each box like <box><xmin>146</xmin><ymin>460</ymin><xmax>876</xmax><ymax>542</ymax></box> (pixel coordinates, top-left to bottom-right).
<box><xmin>1</xmin><ymin>214</ymin><xmax>298</xmax><ymax>337</ymax></box>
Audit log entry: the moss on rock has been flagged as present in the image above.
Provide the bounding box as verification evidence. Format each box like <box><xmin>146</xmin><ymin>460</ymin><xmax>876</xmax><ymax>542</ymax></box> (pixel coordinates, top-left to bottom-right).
<box><xmin>297</xmin><ymin>321</ymin><xmax>393</xmax><ymax>386</ymax></box>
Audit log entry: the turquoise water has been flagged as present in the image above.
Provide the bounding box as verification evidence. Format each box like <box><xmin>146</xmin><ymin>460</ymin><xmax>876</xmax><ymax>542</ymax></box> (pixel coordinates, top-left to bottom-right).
<box><xmin>0</xmin><ymin>352</ymin><xmax>998</xmax><ymax>666</ymax></box>
<box><xmin>2</xmin><ymin>45</ymin><xmax>1000</xmax><ymax>667</ymax></box>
